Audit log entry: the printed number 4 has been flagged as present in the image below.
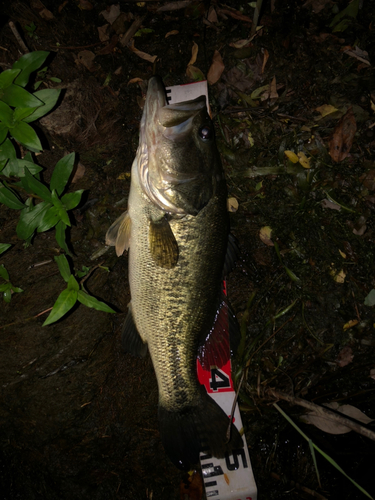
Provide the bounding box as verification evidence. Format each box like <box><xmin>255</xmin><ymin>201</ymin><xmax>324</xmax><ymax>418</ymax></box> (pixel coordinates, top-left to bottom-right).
<box><xmin>209</xmin><ymin>368</ymin><xmax>230</xmax><ymax>391</ymax></box>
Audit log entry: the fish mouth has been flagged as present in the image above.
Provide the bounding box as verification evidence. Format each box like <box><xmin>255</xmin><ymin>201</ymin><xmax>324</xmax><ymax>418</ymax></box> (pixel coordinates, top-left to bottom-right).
<box><xmin>138</xmin><ymin>76</ymin><xmax>209</xmax><ymax>214</ymax></box>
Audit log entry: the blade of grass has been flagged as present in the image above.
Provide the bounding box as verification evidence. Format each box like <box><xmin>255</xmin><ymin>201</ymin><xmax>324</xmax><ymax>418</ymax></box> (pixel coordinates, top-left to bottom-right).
<box><xmin>274</xmin><ymin>403</ymin><xmax>374</xmax><ymax>499</ymax></box>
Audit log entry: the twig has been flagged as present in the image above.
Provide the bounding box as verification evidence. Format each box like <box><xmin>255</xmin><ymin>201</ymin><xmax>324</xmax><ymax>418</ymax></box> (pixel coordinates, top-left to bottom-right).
<box><xmin>0</xmin><ymin>306</ymin><xmax>52</xmax><ymax>330</ymax></box>
<box><xmin>9</xmin><ymin>21</ymin><xmax>29</xmax><ymax>54</ymax></box>
<box><xmin>120</xmin><ymin>15</ymin><xmax>147</xmax><ymax>47</ymax></box>
<box><xmin>267</xmin><ymin>389</ymin><xmax>375</xmax><ymax>442</ymax></box>
<box><xmin>271</xmin><ymin>472</ymin><xmax>328</xmax><ymax>500</ymax></box>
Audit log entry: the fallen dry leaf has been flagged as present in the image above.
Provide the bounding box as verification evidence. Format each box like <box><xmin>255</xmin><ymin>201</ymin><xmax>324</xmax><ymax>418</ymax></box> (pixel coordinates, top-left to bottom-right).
<box><xmin>321</xmin><ymin>199</ymin><xmax>341</xmax><ymax>210</ymax></box>
<box><xmin>344</xmin><ymin>46</ymin><xmax>371</xmax><ymax>66</ymax></box>
<box><xmin>343</xmin><ymin>320</ymin><xmax>358</xmax><ymax>332</ymax></box>
<box><xmin>259</xmin><ymin>226</ymin><xmax>274</xmax><ymax>246</ymax></box>
<box><xmin>316</xmin><ymin>104</ymin><xmax>338</xmax><ymax>117</ymax></box>
<box><xmin>303</xmin><ymin>402</ymin><xmax>374</xmax><ymax>434</ymax></box>
<box><xmin>76</xmin><ymin>50</ymin><xmax>97</xmax><ymax>72</ymax></box>
<box><xmin>336</xmin><ymin>345</ymin><xmax>354</xmax><ymax>366</ymax></box>
<box><xmin>261</xmin><ymin>49</ymin><xmax>269</xmax><ymax>74</ymax></box>
<box><xmin>207</xmin><ymin>50</ymin><xmax>224</xmax><ymax>85</ymax></box>
<box><xmin>186</xmin><ymin>65</ymin><xmax>205</xmax><ymax>82</ymax></box>
<box><xmin>329</xmin><ymin>107</ymin><xmax>357</xmax><ymax>162</ymax></box>
<box><xmin>229</xmin><ymin>39</ymin><xmax>252</xmax><ymax>49</ymax></box>
<box><xmin>297</xmin><ymin>151</ymin><xmax>311</xmax><ymax>169</ymax></box>
<box><xmin>100</xmin><ymin>4</ymin><xmax>121</xmax><ymax>24</ymax></box>
<box><xmin>128</xmin><ymin>77</ymin><xmax>143</xmax><ymax>85</ymax></box>
<box><xmin>269</xmin><ymin>76</ymin><xmax>278</xmax><ymax>99</ymax></box>
<box><xmin>208</xmin><ymin>6</ymin><xmax>218</xmax><ymax>23</ymax></box>
<box><xmin>360</xmin><ymin>169</ymin><xmax>375</xmax><ymax>191</ymax></box>
<box><xmin>370</xmin><ymin>368</ymin><xmax>375</xmax><ymax>380</ymax></box>
<box><xmin>284</xmin><ymin>150</ymin><xmax>299</xmax><ymax>163</ymax></box>
<box><xmin>157</xmin><ymin>0</ymin><xmax>192</xmax><ymax>12</ymax></box>
<box><xmin>188</xmin><ymin>42</ymin><xmax>198</xmax><ymax>66</ymax></box>
<box><xmin>129</xmin><ymin>39</ymin><xmax>157</xmax><ymax>63</ymax></box>
<box><xmin>98</xmin><ymin>24</ymin><xmax>110</xmax><ymax>42</ymax></box>
<box><xmin>165</xmin><ymin>30</ymin><xmax>179</xmax><ymax>38</ymax></box>
<box><xmin>227</xmin><ymin>197</ymin><xmax>238</xmax><ymax>213</ymax></box>
<box><xmin>78</xmin><ymin>0</ymin><xmax>93</xmax><ymax>10</ymax></box>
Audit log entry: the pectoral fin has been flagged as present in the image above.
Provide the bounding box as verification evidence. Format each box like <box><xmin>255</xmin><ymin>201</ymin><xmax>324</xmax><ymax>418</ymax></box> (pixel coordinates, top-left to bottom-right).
<box><xmin>149</xmin><ymin>216</ymin><xmax>179</xmax><ymax>268</ymax></box>
<box><xmin>105</xmin><ymin>211</ymin><xmax>131</xmax><ymax>257</ymax></box>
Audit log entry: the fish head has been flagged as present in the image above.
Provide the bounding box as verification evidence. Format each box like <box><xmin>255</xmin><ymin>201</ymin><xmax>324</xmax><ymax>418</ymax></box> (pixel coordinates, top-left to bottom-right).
<box><xmin>138</xmin><ymin>76</ymin><xmax>223</xmax><ymax>216</ymax></box>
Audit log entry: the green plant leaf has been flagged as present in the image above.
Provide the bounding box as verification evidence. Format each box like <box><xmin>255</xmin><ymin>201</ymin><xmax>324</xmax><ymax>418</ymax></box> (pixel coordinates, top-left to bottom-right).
<box><xmin>0</xmin><ymin>243</ymin><xmax>11</xmax><ymax>255</ymax></box>
<box><xmin>0</xmin><ymin>68</ymin><xmax>21</xmax><ymax>89</ymax></box>
<box><xmin>55</xmin><ymin>220</ymin><xmax>71</xmax><ymax>255</ymax></box>
<box><xmin>67</xmin><ymin>273</ymin><xmax>79</xmax><ymax>292</ymax></box>
<box><xmin>3</xmin><ymin>285</ymin><xmax>12</xmax><ymax>302</ymax></box>
<box><xmin>51</xmin><ymin>189</ymin><xmax>63</xmax><ymax>209</ymax></box>
<box><xmin>0</xmin><ymin>122</ymin><xmax>8</xmax><ymax>145</ymax></box>
<box><xmin>0</xmin><ymin>283</ymin><xmax>10</xmax><ymax>292</ymax></box>
<box><xmin>0</xmin><ymin>264</ymin><xmax>9</xmax><ymax>281</ymax></box>
<box><xmin>10</xmin><ymin>121</ymin><xmax>42</xmax><ymax>152</ymax></box>
<box><xmin>0</xmin><ymin>101</ymin><xmax>13</xmax><ymax>127</ymax></box>
<box><xmin>3</xmin><ymin>157</ymin><xmax>43</xmax><ymax>177</ymax></box>
<box><xmin>1</xmin><ymin>85</ymin><xmax>42</xmax><ymax>108</ymax></box>
<box><xmin>58</xmin><ymin>208</ymin><xmax>70</xmax><ymax>227</ymax></box>
<box><xmin>16</xmin><ymin>200</ymin><xmax>51</xmax><ymax>239</ymax></box>
<box><xmin>22</xmin><ymin>168</ymin><xmax>52</xmax><ymax>201</ymax></box>
<box><xmin>24</xmin><ymin>88</ymin><xmax>61</xmax><ymax>123</ymax></box>
<box><xmin>61</xmin><ymin>190</ymin><xmax>84</xmax><ymax>210</ymax></box>
<box><xmin>50</xmin><ymin>153</ymin><xmax>75</xmax><ymax>196</ymax></box>
<box><xmin>54</xmin><ymin>254</ymin><xmax>71</xmax><ymax>282</ymax></box>
<box><xmin>77</xmin><ymin>290</ymin><xmax>116</xmax><ymax>313</ymax></box>
<box><xmin>0</xmin><ymin>138</ymin><xmax>16</xmax><ymax>162</ymax></box>
<box><xmin>37</xmin><ymin>205</ymin><xmax>60</xmax><ymax>232</ymax></box>
<box><xmin>76</xmin><ymin>266</ymin><xmax>90</xmax><ymax>278</ymax></box>
<box><xmin>13</xmin><ymin>107</ymin><xmax>40</xmax><ymax>122</ymax></box>
<box><xmin>0</xmin><ymin>181</ymin><xmax>25</xmax><ymax>209</ymax></box>
<box><xmin>42</xmin><ymin>288</ymin><xmax>78</xmax><ymax>326</ymax></box>
<box><xmin>364</xmin><ymin>289</ymin><xmax>375</xmax><ymax>307</ymax></box>
<box><xmin>13</xmin><ymin>51</ymin><xmax>50</xmax><ymax>87</ymax></box>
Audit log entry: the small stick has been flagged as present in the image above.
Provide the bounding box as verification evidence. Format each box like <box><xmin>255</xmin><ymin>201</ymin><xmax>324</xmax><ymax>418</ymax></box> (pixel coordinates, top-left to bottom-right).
<box><xmin>267</xmin><ymin>389</ymin><xmax>375</xmax><ymax>442</ymax></box>
<box><xmin>9</xmin><ymin>21</ymin><xmax>29</xmax><ymax>54</ymax></box>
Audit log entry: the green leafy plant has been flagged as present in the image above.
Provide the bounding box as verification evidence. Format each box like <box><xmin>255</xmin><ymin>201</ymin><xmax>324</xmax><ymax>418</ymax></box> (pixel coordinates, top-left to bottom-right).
<box><xmin>0</xmin><ymin>51</ymin><xmax>60</xmax><ymax>152</ymax></box>
<box><xmin>0</xmin><ymin>50</ymin><xmax>115</xmax><ymax>327</ymax></box>
<box><xmin>43</xmin><ymin>255</ymin><xmax>115</xmax><ymax>326</ymax></box>
<box><xmin>0</xmin><ymin>244</ymin><xmax>23</xmax><ymax>302</ymax></box>
<box><xmin>0</xmin><ymin>152</ymin><xmax>83</xmax><ymax>253</ymax></box>
<box><xmin>25</xmin><ymin>22</ymin><xmax>38</xmax><ymax>40</ymax></box>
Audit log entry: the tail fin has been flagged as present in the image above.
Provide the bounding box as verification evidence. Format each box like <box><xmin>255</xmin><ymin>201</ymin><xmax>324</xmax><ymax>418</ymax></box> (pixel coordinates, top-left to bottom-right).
<box><xmin>158</xmin><ymin>386</ymin><xmax>243</xmax><ymax>470</ymax></box>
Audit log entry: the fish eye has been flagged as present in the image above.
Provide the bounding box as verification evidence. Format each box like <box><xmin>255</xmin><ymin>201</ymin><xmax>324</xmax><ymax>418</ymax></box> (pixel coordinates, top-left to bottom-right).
<box><xmin>198</xmin><ymin>125</ymin><xmax>213</xmax><ymax>141</ymax></box>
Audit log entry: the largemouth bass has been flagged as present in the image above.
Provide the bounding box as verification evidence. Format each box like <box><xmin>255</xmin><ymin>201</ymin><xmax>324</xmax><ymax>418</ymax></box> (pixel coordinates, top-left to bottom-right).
<box><xmin>106</xmin><ymin>76</ymin><xmax>242</xmax><ymax>469</ymax></box>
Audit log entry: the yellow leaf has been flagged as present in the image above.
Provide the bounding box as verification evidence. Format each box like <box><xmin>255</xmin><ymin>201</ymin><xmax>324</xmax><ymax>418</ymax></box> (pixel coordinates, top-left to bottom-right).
<box><xmin>316</xmin><ymin>104</ymin><xmax>338</xmax><ymax>117</ymax></box>
<box><xmin>117</xmin><ymin>172</ymin><xmax>131</xmax><ymax>180</ymax></box>
<box><xmin>330</xmin><ymin>265</ymin><xmax>346</xmax><ymax>283</ymax></box>
<box><xmin>343</xmin><ymin>319</ymin><xmax>359</xmax><ymax>331</ymax></box>
<box><xmin>297</xmin><ymin>151</ymin><xmax>311</xmax><ymax>169</ymax></box>
<box><xmin>339</xmin><ymin>249</ymin><xmax>346</xmax><ymax>258</ymax></box>
<box><xmin>165</xmin><ymin>30</ymin><xmax>179</xmax><ymax>38</ymax></box>
<box><xmin>371</xmin><ymin>100</ymin><xmax>375</xmax><ymax>113</ymax></box>
<box><xmin>259</xmin><ymin>226</ymin><xmax>274</xmax><ymax>246</ymax></box>
<box><xmin>227</xmin><ymin>197</ymin><xmax>239</xmax><ymax>212</ymax></box>
<box><xmin>188</xmin><ymin>42</ymin><xmax>198</xmax><ymax>66</ymax></box>
<box><xmin>284</xmin><ymin>150</ymin><xmax>299</xmax><ymax>163</ymax></box>
<box><xmin>186</xmin><ymin>65</ymin><xmax>205</xmax><ymax>82</ymax></box>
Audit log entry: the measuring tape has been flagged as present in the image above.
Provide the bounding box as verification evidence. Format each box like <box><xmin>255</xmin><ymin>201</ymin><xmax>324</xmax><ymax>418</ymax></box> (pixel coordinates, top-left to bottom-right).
<box><xmin>166</xmin><ymin>81</ymin><xmax>257</xmax><ymax>500</ymax></box>
<box><xmin>197</xmin><ymin>358</ymin><xmax>257</xmax><ymax>500</ymax></box>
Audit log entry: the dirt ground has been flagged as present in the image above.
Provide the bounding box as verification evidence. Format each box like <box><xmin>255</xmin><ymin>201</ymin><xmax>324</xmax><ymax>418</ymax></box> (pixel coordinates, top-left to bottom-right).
<box><xmin>0</xmin><ymin>1</ymin><xmax>375</xmax><ymax>499</ymax></box>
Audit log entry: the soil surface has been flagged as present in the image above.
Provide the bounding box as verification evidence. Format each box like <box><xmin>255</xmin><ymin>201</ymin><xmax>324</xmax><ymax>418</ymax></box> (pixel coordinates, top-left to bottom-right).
<box><xmin>0</xmin><ymin>1</ymin><xmax>375</xmax><ymax>500</ymax></box>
